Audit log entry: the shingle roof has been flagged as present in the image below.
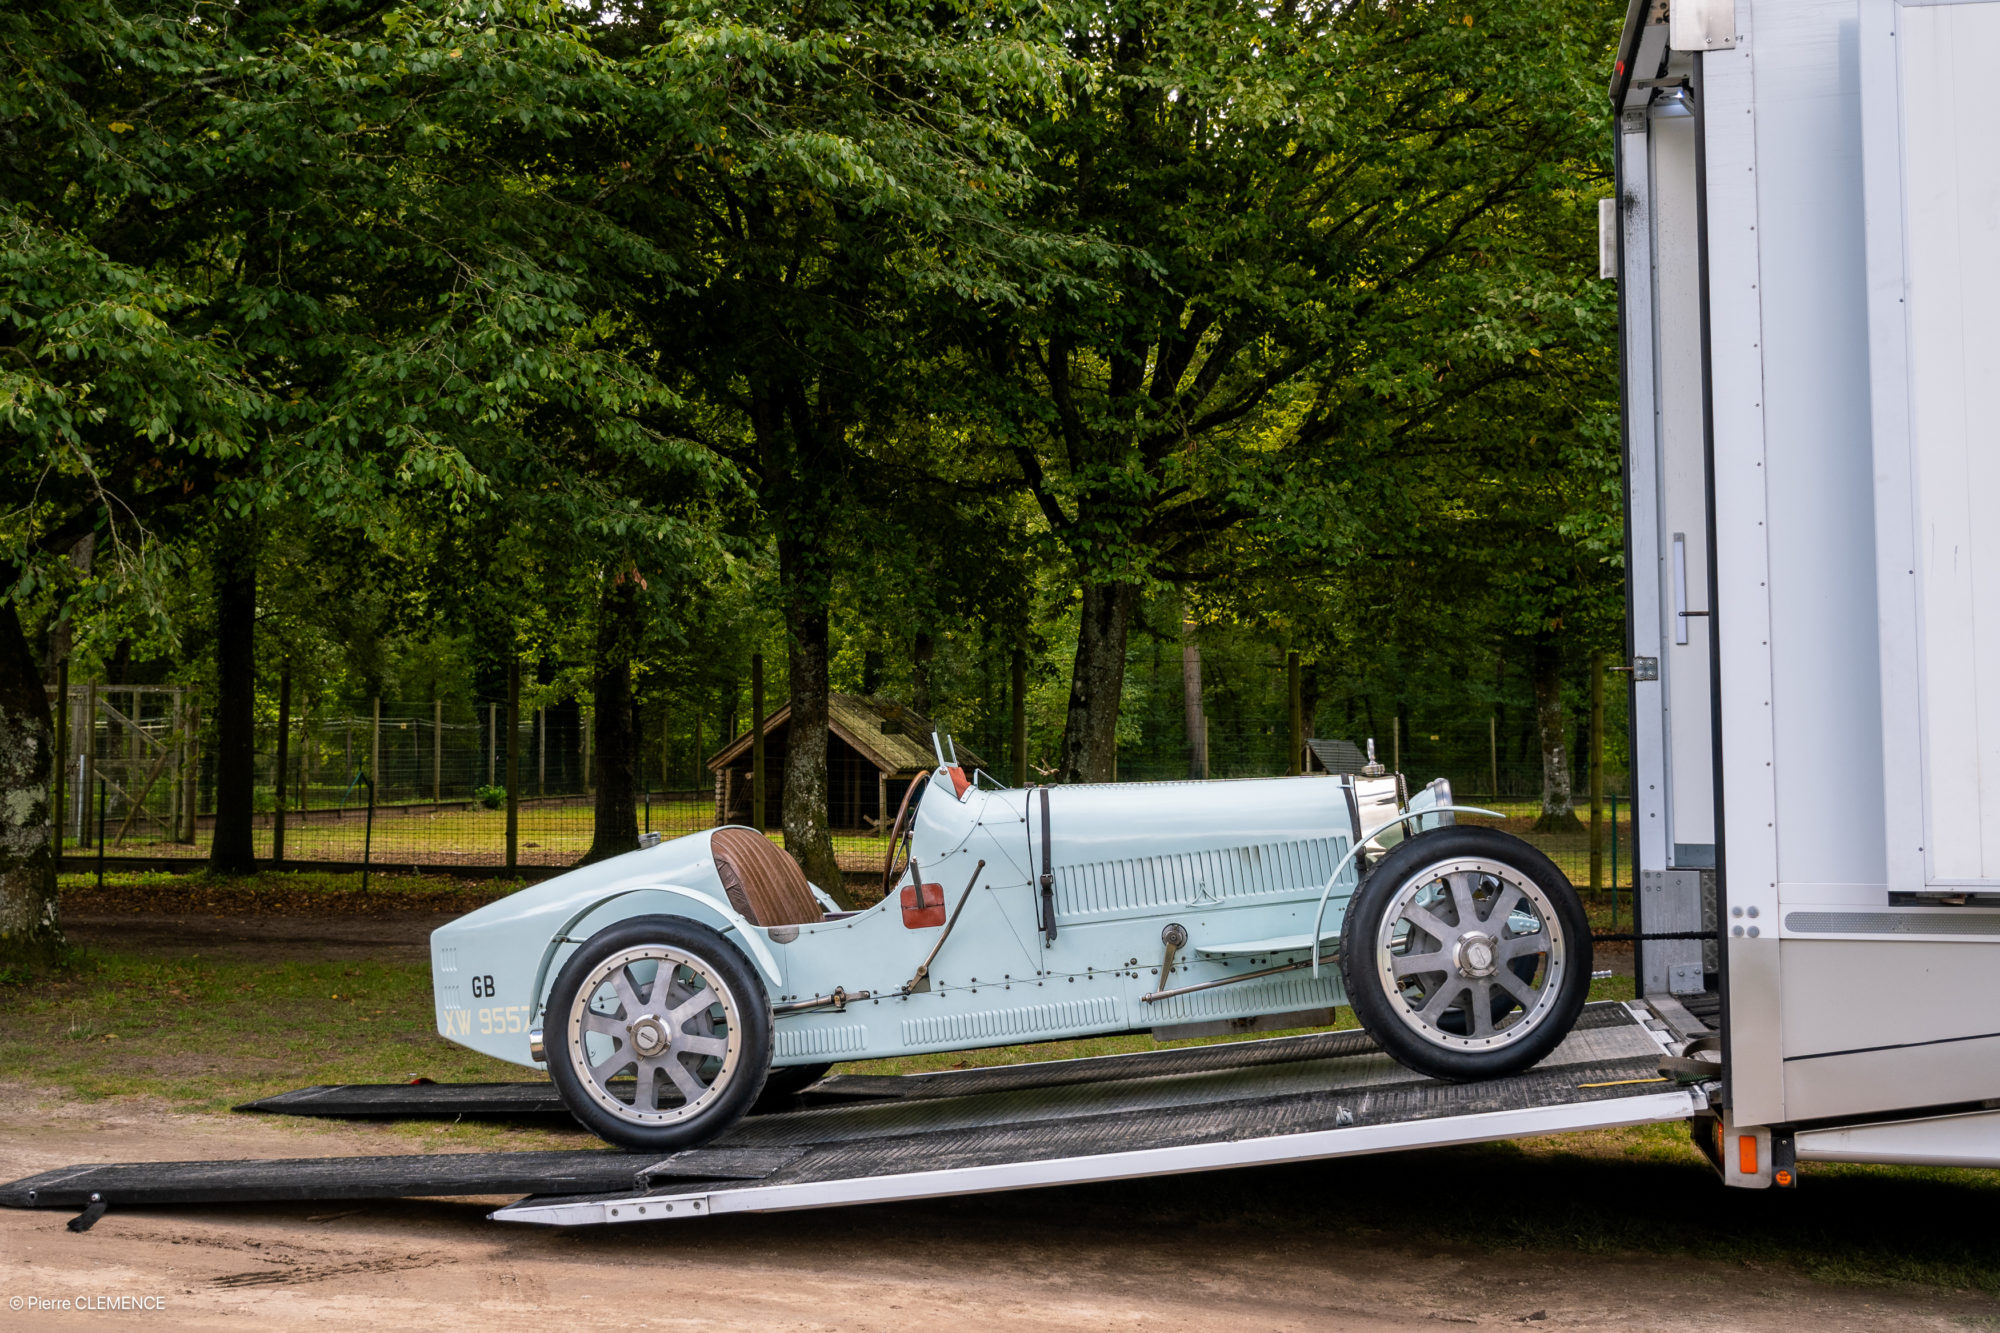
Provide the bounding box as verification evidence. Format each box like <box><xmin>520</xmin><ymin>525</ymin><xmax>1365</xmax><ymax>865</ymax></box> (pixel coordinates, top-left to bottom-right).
<box><xmin>707</xmin><ymin>693</ymin><xmax>990</xmax><ymax>776</ymax></box>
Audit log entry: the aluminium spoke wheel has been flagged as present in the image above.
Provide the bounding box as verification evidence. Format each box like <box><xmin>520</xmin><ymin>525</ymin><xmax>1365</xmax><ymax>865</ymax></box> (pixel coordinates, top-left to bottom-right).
<box><xmin>1341</xmin><ymin>826</ymin><xmax>1591</xmax><ymax>1082</ymax></box>
<box><xmin>572</xmin><ymin>946</ymin><xmax>739</xmax><ymax>1123</ymax></box>
<box><xmin>547</xmin><ymin>916</ymin><xmax>772</xmax><ymax>1151</ymax></box>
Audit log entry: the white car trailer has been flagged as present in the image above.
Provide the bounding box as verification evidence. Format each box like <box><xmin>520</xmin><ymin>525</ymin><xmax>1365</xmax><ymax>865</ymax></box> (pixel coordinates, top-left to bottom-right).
<box><xmin>5</xmin><ymin>0</ymin><xmax>1996</xmax><ymax>1229</ymax></box>
<box><xmin>1610</xmin><ymin>0</ymin><xmax>2000</xmax><ymax>1181</ymax></box>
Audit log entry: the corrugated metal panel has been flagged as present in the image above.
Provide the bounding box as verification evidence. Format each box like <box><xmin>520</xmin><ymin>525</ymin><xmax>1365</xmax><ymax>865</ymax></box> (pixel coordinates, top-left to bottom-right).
<box><xmin>900</xmin><ymin>996</ymin><xmax>1120</xmax><ymax>1047</ymax></box>
<box><xmin>775</xmin><ymin>1025</ymin><xmax>870</xmax><ymax>1058</ymax></box>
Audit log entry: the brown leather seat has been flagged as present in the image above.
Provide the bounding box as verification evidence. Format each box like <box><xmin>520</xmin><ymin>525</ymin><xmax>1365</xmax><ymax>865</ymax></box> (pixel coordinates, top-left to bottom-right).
<box><xmin>710</xmin><ymin>827</ymin><xmax>825</xmax><ymax>928</ymax></box>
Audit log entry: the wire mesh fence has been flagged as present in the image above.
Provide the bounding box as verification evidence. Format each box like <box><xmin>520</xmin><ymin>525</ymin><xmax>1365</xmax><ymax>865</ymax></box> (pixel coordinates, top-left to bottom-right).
<box><xmin>46</xmin><ymin>686</ymin><xmax>1630</xmax><ymax>883</ymax></box>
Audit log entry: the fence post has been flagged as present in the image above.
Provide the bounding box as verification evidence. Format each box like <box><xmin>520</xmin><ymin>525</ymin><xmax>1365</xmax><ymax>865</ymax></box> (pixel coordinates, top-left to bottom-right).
<box><xmin>1286</xmin><ymin>650</ymin><xmax>1303</xmax><ymax>776</ymax></box>
<box><xmin>506</xmin><ymin>660</ymin><xmax>520</xmax><ymax>872</ymax></box>
<box><xmin>537</xmin><ymin>707</ymin><xmax>545</xmax><ymax>797</ymax></box>
<box><xmin>751</xmin><ymin>652</ymin><xmax>766</xmax><ymax>832</ymax></box>
<box><xmin>487</xmin><ymin>703</ymin><xmax>497</xmax><ymax>788</ymax></box>
<box><xmin>1610</xmin><ymin>793</ymin><xmax>1621</xmax><ymax>928</ymax></box>
<box><xmin>96</xmin><ymin>776</ymin><xmax>106</xmax><ymax>891</ymax></box>
<box><xmin>1488</xmin><ymin>715</ymin><xmax>1499</xmax><ymax>798</ymax></box>
<box><xmin>274</xmin><ymin>664</ymin><xmax>291</xmax><ymax>864</ymax></box>
<box><xmin>361</xmin><ymin>771</ymin><xmax>375</xmax><ymax>893</ymax></box>
<box><xmin>1391</xmin><ymin>715</ymin><xmax>1400</xmax><ymax>776</ymax></box>
<box><xmin>81</xmin><ymin>678</ymin><xmax>96</xmax><ymax>848</ymax></box>
<box><xmin>370</xmin><ymin>697</ymin><xmax>381</xmax><ymax>804</ymax></box>
<box><xmin>433</xmin><ymin>697</ymin><xmax>442</xmax><ymax>808</ymax></box>
<box><xmin>182</xmin><ymin>699</ymin><xmax>200</xmax><ymax>843</ymax></box>
<box><xmin>1590</xmin><ymin>649</ymin><xmax>1605</xmax><ymax>894</ymax></box>
<box><xmin>52</xmin><ymin>657</ymin><xmax>68</xmax><ymax>859</ymax></box>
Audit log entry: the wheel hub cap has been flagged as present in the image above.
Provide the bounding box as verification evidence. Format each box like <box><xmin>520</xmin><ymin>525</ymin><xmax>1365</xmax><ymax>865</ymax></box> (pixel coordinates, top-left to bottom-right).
<box><xmin>1455</xmin><ymin>931</ymin><xmax>1499</xmax><ymax>978</ymax></box>
<box><xmin>628</xmin><ymin>1016</ymin><xmax>668</xmax><ymax>1056</ymax></box>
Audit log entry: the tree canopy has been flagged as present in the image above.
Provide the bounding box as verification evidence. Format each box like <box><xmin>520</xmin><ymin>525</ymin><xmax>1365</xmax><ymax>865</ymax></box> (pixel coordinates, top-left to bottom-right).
<box><xmin>1</xmin><ymin>0</ymin><xmax>1625</xmax><ymax>962</ymax></box>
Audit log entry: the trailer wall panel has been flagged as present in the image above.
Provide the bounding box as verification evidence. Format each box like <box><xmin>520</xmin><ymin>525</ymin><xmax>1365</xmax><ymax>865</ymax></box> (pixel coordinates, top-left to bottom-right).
<box><xmin>1863</xmin><ymin>0</ymin><xmax>2000</xmax><ymax>890</ymax></box>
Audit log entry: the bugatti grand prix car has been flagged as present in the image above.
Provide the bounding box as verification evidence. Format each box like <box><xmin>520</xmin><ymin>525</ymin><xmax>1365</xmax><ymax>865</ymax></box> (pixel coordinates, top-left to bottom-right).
<box><xmin>430</xmin><ymin>743</ymin><xmax>1591</xmax><ymax>1150</ymax></box>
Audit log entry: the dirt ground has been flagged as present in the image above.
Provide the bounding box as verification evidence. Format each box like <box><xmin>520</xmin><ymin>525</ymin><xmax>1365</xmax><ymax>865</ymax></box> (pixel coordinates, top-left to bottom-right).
<box><xmin>4</xmin><ymin>1092</ymin><xmax>1996</xmax><ymax>1331</ymax></box>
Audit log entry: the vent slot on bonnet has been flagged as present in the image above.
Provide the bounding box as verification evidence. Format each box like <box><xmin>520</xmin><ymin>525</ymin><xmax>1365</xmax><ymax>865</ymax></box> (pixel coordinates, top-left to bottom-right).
<box><xmin>1054</xmin><ymin>838</ymin><xmax>1346</xmax><ymax>921</ymax></box>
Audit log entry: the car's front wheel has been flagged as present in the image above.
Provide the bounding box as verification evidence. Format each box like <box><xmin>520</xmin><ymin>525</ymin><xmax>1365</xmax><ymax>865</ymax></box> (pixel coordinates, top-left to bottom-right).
<box><xmin>1340</xmin><ymin>826</ymin><xmax>1591</xmax><ymax>1082</ymax></box>
<box><xmin>546</xmin><ymin>916</ymin><xmax>772</xmax><ymax>1151</ymax></box>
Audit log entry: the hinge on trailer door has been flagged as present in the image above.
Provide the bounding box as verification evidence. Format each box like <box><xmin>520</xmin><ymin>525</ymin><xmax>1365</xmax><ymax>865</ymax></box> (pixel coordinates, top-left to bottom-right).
<box><xmin>1609</xmin><ymin>656</ymin><xmax>1659</xmax><ymax>681</ymax></box>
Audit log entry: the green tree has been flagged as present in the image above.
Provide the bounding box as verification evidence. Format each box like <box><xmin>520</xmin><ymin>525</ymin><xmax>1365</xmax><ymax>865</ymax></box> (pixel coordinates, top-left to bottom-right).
<box><xmin>948</xmin><ymin>0</ymin><xmax>1611</xmax><ymax>783</ymax></box>
<box><xmin>2</xmin><ymin>0</ymin><xmax>675</xmax><ymax>948</ymax></box>
<box><xmin>581</xmin><ymin>0</ymin><xmax>1087</xmax><ymax>892</ymax></box>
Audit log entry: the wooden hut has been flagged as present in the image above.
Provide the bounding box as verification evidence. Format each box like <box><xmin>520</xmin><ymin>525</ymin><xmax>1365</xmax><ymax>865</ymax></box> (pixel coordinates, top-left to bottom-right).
<box><xmin>707</xmin><ymin>694</ymin><xmax>991</xmax><ymax>832</ymax></box>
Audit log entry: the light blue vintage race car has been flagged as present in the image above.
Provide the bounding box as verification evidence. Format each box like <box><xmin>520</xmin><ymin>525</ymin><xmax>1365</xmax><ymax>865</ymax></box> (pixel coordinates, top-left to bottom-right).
<box><xmin>430</xmin><ymin>744</ymin><xmax>1591</xmax><ymax>1150</ymax></box>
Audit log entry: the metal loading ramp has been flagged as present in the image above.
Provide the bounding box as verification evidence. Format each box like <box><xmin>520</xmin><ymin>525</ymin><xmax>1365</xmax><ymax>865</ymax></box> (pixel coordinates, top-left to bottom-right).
<box><xmin>0</xmin><ymin>1001</ymin><xmax>1705</xmax><ymax>1227</ymax></box>
<box><xmin>503</xmin><ymin>1001</ymin><xmax>1703</xmax><ymax>1226</ymax></box>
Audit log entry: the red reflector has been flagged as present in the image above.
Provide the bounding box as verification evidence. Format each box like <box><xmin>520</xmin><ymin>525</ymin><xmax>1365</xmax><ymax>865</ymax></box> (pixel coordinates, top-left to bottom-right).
<box><xmin>901</xmin><ymin>882</ymin><xmax>947</xmax><ymax>929</ymax></box>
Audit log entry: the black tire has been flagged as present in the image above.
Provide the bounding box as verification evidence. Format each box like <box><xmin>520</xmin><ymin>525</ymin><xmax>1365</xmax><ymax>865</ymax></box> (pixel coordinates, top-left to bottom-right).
<box><xmin>753</xmin><ymin>1062</ymin><xmax>831</xmax><ymax>1112</ymax></box>
<box><xmin>547</xmin><ymin>915</ymin><xmax>772</xmax><ymax>1151</ymax></box>
<box><xmin>1340</xmin><ymin>825</ymin><xmax>1591</xmax><ymax>1082</ymax></box>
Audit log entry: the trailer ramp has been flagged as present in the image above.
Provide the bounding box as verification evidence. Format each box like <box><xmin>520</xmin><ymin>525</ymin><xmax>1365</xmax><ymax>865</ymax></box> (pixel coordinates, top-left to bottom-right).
<box><xmin>498</xmin><ymin>1000</ymin><xmax>1703</xmax><ymax>1226</ymax></box>
<box><xmin>0</xmin><ymin>1001</ymin><xmax>1705</xmax><ymax>1227</ymax></box>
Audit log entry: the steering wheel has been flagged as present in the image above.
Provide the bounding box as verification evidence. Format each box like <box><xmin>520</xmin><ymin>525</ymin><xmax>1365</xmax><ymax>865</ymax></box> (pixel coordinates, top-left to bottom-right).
<box><xmin>881</xmin><ymin>769</ymin><xmax>931</xmax><ymax>902</ymax></box>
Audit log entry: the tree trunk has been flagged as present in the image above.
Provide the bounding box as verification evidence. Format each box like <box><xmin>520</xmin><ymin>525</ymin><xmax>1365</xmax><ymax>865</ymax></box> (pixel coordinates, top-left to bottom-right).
<box><xmin>753</xmin><ymin>383</ymin><xmax>848</xmax><ymax>905</ymax></box>
<box><xmin>0</xmin><ymin>592</ymin><xmax>60</xmax><ymax>965</ymax></box>
<box><xmin>779</xmin><ymin>553</ymin><xmax>848</xmax><ymax>905</ymax></box>
<box><xmin>1531</xmin><ymin>637</ymin><xmax>1582</xmax><ymax>833</ymax></box>
<box><xmin>1182</xmin><ymin>617</ymin><xmax>1206</xmax><ymax>780</ymax></box>
<box><xmin>1058</xmin><ymin>580</ymin><xmax>1136</xmax><ymax>784</ymax></box>
<box><xmin>583</xmin><ymin>574</ymin><xmax>642</xmax><ymax>864</ymax></box>
<box><xmin>209</xmin><ymin>520</ymin><xmax>258</xmax><ymax>874</ymax></box>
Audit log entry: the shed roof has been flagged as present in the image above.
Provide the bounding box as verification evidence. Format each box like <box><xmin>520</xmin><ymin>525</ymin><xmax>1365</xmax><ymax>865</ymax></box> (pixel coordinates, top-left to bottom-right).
<box><xmin>1305</xmin><ymin>738</ymin><xmax>1369</xmax><ymax>775</ymax></box>
<box><xmin>706</xmin><ymin>693</ymin><xmax>989</xmax><ymax>776</ymax></box>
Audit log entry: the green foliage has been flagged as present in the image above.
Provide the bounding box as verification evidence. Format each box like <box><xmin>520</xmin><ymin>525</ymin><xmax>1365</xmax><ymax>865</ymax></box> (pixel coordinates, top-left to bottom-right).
<box><xmin>6</xmin><ymin>0</ymin><xmax>1631</xmax><ymax>862</ymax></box>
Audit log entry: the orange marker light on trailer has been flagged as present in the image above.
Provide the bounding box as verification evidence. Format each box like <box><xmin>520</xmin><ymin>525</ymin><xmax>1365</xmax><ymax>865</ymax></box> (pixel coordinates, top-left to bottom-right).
<box><xmin>1738</xmin><ymin>1135</ymin><xmax>1759</xmax><ymax>1176</ymax></box>
<box><xmin>1774</xmin><ymin>1169</ymin><xmax>1794</xmax><ymax>1187</ymax></box>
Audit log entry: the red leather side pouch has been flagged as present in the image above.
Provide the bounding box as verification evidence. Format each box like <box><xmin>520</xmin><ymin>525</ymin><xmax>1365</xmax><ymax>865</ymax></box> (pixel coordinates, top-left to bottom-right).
<box><xmin>900</xmin><ymin>882</ymin><xmax>947</xmax><ymax>928</ymax></box>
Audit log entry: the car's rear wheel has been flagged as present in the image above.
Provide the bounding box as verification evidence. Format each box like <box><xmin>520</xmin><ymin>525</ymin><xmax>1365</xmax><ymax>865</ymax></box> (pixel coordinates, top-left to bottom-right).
<box><xmin>1340</xmin><ymin>826</ymin><xmax>1590</xmax><ymax>1082</ymax></box>
<box><xmin>547</xmin><ymin>916</ymin><xmax>771</xmax><ymax>1151</ymax></box>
